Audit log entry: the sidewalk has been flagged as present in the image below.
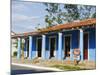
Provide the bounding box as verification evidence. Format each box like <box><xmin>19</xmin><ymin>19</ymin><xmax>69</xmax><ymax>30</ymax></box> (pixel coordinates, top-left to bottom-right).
<box><xmin>12</xmin><ymin>63</ymin><xmax>64</xmax><ymax>72</ymax></box>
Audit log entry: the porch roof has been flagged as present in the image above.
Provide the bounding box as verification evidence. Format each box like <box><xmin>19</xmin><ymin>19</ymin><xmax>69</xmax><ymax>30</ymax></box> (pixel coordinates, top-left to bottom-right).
<box><xmin>12</xmin><ymin>18</ymin><xmax>96</xmax><ymax>38</ymax></box>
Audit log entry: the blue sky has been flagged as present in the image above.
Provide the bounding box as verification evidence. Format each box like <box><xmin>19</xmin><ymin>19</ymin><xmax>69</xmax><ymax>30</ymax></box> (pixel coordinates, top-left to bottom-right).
<box><xmin>12</xmin><ymin>0</ymin><xmax>48</xmax><ymax>33</ymax></box>
<box><xmin>12</xmin><ymin>0</ymin><xmax>96</xmax><ymax>33</ymax></box>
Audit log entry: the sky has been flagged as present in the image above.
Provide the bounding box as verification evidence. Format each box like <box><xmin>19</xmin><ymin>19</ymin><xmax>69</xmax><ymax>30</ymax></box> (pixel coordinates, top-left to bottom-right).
<box><xmin>12</xmin><ymin>0</ymin><xmax>96</xmax><ymax>33</ymax></box>
<box><xmin>12</xmin><ymin>0</ymin><xmax>48</xmax><ymax>33</ymax></box>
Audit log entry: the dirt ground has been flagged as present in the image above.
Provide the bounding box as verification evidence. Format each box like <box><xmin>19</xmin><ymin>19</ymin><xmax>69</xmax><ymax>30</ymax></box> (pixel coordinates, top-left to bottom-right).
<box><xmin>12</xmin><ymin>57</ymin><xmax>96</xmax><ymax>70</ymax></box>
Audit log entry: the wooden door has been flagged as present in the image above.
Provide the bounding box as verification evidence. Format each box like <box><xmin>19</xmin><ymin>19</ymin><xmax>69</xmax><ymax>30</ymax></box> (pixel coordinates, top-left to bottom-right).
<box><xmin>37</xmin><ymin>39</ymin><xmax>42</xmax><ymax>57</ymax></box>
<box><xmin>64</xmin><ymin>36</ymin><xmax>70</xmax><ymax>57</ymax></box>
<box><xmin>83</xmin><ymin>33</ymin><xmax>88</xmax><ymax>60</ymax></box>
<box><xmin>50</xmin><ymin>37</ymin><xmax>56</xmax><ymax>57</ymax></box>
<box><xmin>27</xmin><ymin>39</ymin><xmax>29</xmax><ymax>57</ymax></box>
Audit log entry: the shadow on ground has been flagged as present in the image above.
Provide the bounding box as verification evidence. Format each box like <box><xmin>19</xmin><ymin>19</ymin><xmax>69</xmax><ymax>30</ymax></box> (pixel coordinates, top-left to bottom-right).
<box><xmin>11</xmin><ymin>69</ymin><xmax>55</xmax><ymax>75</ymax></box>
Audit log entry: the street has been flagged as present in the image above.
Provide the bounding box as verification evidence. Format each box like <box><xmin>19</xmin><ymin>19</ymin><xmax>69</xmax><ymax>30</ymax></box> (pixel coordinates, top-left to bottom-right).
<box><xmin>11</xmin><ymin>65</ymin><xmax>55</xmax><ymax>75</ymax></box>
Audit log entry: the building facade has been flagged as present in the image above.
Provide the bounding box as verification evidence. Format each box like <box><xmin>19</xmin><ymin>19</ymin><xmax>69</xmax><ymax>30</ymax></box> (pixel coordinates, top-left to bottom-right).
<box><xmin>11</xmin><ymin>31</ymin><xmax>17</xmax><ymax>56</ymax></box>
<box><xmin>12</xmin><ymin>18</ymin><xmax>96</xmax><ymax>61</ymax></box>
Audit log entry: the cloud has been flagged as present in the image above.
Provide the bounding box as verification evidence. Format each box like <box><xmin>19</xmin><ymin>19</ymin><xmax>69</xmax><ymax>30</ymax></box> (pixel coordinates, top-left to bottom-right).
<box><xmin>12</xmin><ymin>14</ymin><xmax>41</xmax><ymax>22</ymax></box>
<box><xmin>12</xmin><ymin>14</ymin><xmax>44</xmax><ymax>33</ymax></box>
<box><xmin>11</xmin><ymin>1</ymin><xmax>47</xmax><ymax>33</ymax></box>
<box><xmin>12</xmin><ymin>1</ymin><xmax>32</xmax><ymax>14</ymax></box>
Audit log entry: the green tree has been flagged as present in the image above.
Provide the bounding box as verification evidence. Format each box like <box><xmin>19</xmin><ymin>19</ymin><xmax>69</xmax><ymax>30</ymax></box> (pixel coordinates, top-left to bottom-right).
<box><xmin>92</xmin><ymin>12</ymin><xmax>96</xmax><ymax>18</ymax></box>
<box><xmin>78</xmin><ymin>5</ymin><xmax>96</xmax><ymax>19</ymax></box>
<box><xmin>44</xmin><ymin>3</ymin><xmax>96</xmax><ymax>27</ymax></box>
<box><xmin>44</xmin><ymin>3</ymin><xmax>62</xmax><ymax>27</ymax></box>
<box><xmin>63</xmin><ymin>4</ymin><xmax>80</xmax><ymax>22</ymax></box>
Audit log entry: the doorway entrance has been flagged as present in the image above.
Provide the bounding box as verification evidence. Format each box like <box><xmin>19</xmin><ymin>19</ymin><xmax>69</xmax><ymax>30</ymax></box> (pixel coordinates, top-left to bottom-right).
<box><xmin>37</xmin><ymin>38</ymin><xmax>42</xmax><ymax>57</ymax></box>
<box><xmin>27</xmin><ymin>39</ymin><xmax>29</xmax><ymax>57</ymax></box>
<box><xmin>25</xmin><ymin>38</ymin><xmax>29</xmax><ymax>58</ymax></box>
<box><xmin>83</xmin><ymin>33</ymin><xmax>88</xmax><ymax>60</ymax></box>
<box><xmin>64</xmin><ymin>36</ymin><xmax>71</xmax><ymax>59</ymax></box>
<box><xmin>50</xmin><ymin>37</ymin><xmax>56</xmax><ymax>58</ymax></box>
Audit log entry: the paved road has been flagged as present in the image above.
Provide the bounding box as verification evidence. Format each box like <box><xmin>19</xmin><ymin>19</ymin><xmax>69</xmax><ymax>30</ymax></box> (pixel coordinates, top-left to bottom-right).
<box><xmin>11</xmin><ymin>65</ymin><xmax>55</xmax><ymax>75</ymax></box>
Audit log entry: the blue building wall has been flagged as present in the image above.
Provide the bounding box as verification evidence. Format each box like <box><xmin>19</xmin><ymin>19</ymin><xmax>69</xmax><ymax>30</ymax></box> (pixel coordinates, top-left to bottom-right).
<box><xmin>61</xmin><ymin>28</ymin><xmax>96</xmax><ymax>61</ymax></box>
<box><xmin>71</xmin><ymin>30</ymin><xmax>79</xmax><ymax>60</ymax></box>
<box><xmin>45</xmin><ymin>33</ymin><xmax>58</xmax><ymax>59</ymax></box>
<box><xmin>61</xmin><ymin>30</ymin><xmax>79</xmax><ymax>60</ymax></box>
<box><xmin>72</xmin><ymin>30</ymin><xmax>79</xmax><ymax>49</ymax></box>
<box><xmin>24</xmin><ymin>28</ymin><xmax>96</xmax><ymax>61</ymax></box>
<box><xmin>45</xmin><ymin>36</ymin><xmax>50</xmax><ymax>59</ymax></box>
<box><xmin>83</xmin><ymin>28</ymin><xmax>96</xmax><ymax>61</ymax></box>
<box><xmin>31</xmin><ymin>36</ymin><xmax>37</xmax><ymax>59</ymax></box>
<box><xmin>89</xmin><ymin>28</ymin><xmax>96</xmax><ymax>61</ymax></box>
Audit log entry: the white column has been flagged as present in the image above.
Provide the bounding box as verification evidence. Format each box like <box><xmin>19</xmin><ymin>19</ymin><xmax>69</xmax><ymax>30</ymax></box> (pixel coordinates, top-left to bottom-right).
<box><xmin>29</xmin><ymin>36</ymin><xmax>32</xmax><ymax>59</ymax></box>
<box><xmin>58</xmin><ymin>32</ymin><xmax>63</xmax><ymax>60</ymax></box>
<box><xmin>42</xmin><ymin>35</ymin><xmax>46</xmax><ymax>59</ymax></box>
<box><xmin>17</xmin><ymin>37</ymin><xmax>21</xmax><ymax>59</ymax></box>
<box><xmin>79</xmin><ymin>29</ymin><xmax>83</xmax><ymax>61</ymax></box>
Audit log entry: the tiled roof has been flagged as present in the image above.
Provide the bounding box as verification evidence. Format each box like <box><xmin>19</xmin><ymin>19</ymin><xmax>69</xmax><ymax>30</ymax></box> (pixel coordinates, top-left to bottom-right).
<box><xmin>39</xmin><ymin>18</ymin><xmax>96</xmax><ymax>32</ymax></box>
<box><xmin>12</xmin><ymin>18</ymin><xmax>96</xmax><ymax>38</ymax></box>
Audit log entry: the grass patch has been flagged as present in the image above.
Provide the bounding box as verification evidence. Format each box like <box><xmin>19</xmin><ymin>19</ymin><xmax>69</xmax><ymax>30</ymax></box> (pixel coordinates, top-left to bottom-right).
<box><xmin>51</xmin><ymin>64</ymin><xmax>83</xmax><ymax>71</ymax></box>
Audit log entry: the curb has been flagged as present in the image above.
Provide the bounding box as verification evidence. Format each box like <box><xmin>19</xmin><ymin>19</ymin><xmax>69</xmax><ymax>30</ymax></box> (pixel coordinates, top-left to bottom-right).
<box><xmin>12</xmin><ymin>63</ymin><xmax>63</xmax><ymax>72</ymax></box>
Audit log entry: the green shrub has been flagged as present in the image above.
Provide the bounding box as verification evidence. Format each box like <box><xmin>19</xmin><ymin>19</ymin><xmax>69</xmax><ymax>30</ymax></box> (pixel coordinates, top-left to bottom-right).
<box><xmin>52</xmin><ymin>65</ymin><xmax>81</xmax><ymax>70</ymax></box>
<box><xmin>13</xmin><ymin>51</ymin><xmax>17</xmax><ymax>57</ymax></box>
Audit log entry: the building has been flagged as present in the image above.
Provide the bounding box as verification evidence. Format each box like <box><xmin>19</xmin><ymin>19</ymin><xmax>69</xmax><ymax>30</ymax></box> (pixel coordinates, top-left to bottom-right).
<box><xmin>11</xmin><ymin>31</ymin><xmax>17</xmax><ymax>56</ymax></box>
<box><xmin>11</xmin><ymin>18</ymin><xmax>96</xmax><ymax>62</ymax></box>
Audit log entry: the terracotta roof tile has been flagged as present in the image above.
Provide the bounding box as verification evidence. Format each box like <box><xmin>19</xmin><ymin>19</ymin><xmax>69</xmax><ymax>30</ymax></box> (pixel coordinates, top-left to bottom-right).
<box><xmin>39</xmin><ymin>18</ymin><xmax>96</xmax><ymax>32</ymax></box>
